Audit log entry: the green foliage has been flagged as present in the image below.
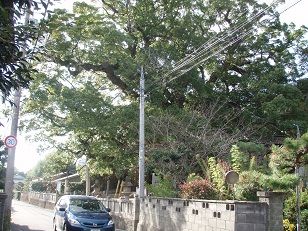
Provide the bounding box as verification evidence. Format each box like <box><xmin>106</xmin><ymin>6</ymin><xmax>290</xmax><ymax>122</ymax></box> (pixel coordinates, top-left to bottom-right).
<box><xmin>0</xmin><ymin>140</ymin><xmax>8</xmax><ymax>190</ymax></box>
<box><xmin>179</xmin><ymin>178</ymin><xmax>217</xmax><ymax>200</ymax></box>
<box><xmin>270</xmin><ymin>132</ymin><xmax>308</xmax><ymax>174</ymax></box>
<box><xmin>196</xmin><ymin>156</ymin><xmax>211</xmax><ymax>181</ymax></box>
<box><xmin>146</xmin><ymin>177</ymin><xmax>178</xmax><ymax>198</ymax></box>
<box><xmin>231</xmin><ymin>145</ymin><xmax>249</xmax><ymax>172</ymax></box>
<box><xmin>235</xmin><ymin>172</ymin><xmax>298</xmax><ymax>201</ymax></box>
<box><xmin>249</xmin><ymin>156</ymin><xmax>258</xmax><ymax>171</ymax></box>
<box><xmin>260</xmin><ymin>174</ymin><xmax>298</xmax><ymax>191</ymax></box>
<box><xmin>284</xmin><ymin>190</ymin><xmax>308</xmax><ymax>231</ymax></box>
<box><xmin>0</xmin><ymin>0</ymin><xmax>50</xmax><ymax>100</ymax></box>
<box><xmin>237</xmin><ymin>142</ymin><xmax>266</xmax><ymax>156</ymax></box>
<box><xmin>283</xmin><ymin>219</ymin><xmax>296</xmax><ymax>231</ymax></box>
<box><xmin>233</xmin><ymin>134</ymin><xmax>306</xmax><ymax>200</ymax></box>
<box><xmin>23</xmin><ymin>68</ymin><xmax>139</xmax><ymax>178</ymax></box>
<box><xmin>232</xmin><ymin>142</ymin><xmax>267</xmax><ymax>172</ymax></box>
<box><xmin>42</xmin><ymin>152</ymin><xmax>76</xmax><ymax>177</ymax></box>
<box><xmin>31</xmin><ymin>182</ymin><xmax>47</xmax><ymax>192</ymax></box>
<box><xmin>21</xmin><ymin>0</ymin><xmax>308</xmax><ymax>190</ymax></box>
<box><xmin>23</xmin><ymin>151</ymin><xmax>76</xmax><ymax>191</ymax></box>
<box><xmin>208</xmin><ymin>157</ymin><xmax>228</xmax><ymax>199</ymax></box>
<box><xmin>301</xmin><ymin>210</ymin><xmax>308</xmax><ymax>231</ymax></box>
<box><xmin>69</xmin><ymin>182</ymin><xmax>85</xmax><ymax>195</ymax></box>
<box><xmin>234</xmin><ymin>170</ymin><xmax>262</xmax><ymax>201</ymax></box>
<box><xmin>186</xmin><ymin>173</ymin><xmax>203</xmax><ymax>183</ymax></box>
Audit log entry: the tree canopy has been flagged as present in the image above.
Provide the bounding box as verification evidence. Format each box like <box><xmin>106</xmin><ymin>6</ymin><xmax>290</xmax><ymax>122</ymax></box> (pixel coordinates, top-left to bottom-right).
<box><xmin>21</xmin><ymin>0</ymin><xmax>307</xmax><ymax>182</ymax></box>
<box><xmin>0</xmin><ymin>0</ymin><xmax>49</xmax><ymax>100</ymax></box>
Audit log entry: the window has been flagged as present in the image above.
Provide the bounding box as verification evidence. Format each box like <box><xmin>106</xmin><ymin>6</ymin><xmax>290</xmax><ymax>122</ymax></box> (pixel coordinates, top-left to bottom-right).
<box><xmin>69</xmin><ymin>198</ymin><xmax>105</xmax><ymax>213</ymax></box>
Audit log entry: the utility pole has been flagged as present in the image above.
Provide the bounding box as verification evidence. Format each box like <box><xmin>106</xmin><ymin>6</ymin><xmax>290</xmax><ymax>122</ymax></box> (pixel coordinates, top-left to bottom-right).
<box><xmin>4</xmin><ymin>3</ymin><xmax>31</xmax><ymax>224</ymax></box>
<box><xmin>295</xmin><ymin>124</ymin><xmax>301</xmax><ymax>231</ymax></box>
<box><xmin>4</xmin><ymin>89</ymin><xmax>22</xmax><ymax>220</ymax></box>
<box><xmin>85</xmin><ymin>159</ymin><xmax>90</xmax><ymax>196</ymax></box>
<box><xmin>138</xmin><ymin>66</ymin><xmax>145</xmax><ymax>198</ymax></box>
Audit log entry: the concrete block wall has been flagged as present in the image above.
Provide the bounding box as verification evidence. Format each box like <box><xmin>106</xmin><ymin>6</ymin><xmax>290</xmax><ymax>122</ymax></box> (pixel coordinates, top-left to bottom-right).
<box><xmin>257</xmin><ymin>191</ymin><xmax>285</xmax><ymax>231</ymax></box>
<box><xmin>138</xmin><ymin>198</ymin><xmax>268</xmax><ymax>231</ymax></box>
<box><xmin>100</xmin><ymin>197</ymin><xmax>140</xmax><ymax>231</ymax></box>
<box><xmin>20</xmin><ymin>192</ymin><xmax>57</xmax><ymax>210</ymax></box>
<box><xmin>235</xmin><ymin>202</ymin><xmax>267</xmax><ymax>231</ymax></box>
<box><xmin>19</xmin><ymin>191</ymin><xmax>284</xmax><ymax>231</ymax></box>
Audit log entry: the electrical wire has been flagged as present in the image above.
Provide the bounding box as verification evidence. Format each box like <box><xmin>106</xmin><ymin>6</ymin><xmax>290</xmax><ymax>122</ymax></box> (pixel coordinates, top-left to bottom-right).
<box><xmin>279</xmin><ymin>0</ymin><xmax>303</xmax><ymax>15</ymax></box>
<box><xmin>165</xmin><ymin>28</ymin><xmax>255</xmax><ymax>85</ymax></box>
<box><xmin>160</xmin><ymin>0</ymin><xmax>304</xmax><ymax>87</ymax></box>
<box><xmin>145</xmin><ymin>0</ymin><xmax>281</xmax><ymax>92</ymax></box>
<box><xmin>166</xmin><ymin>0</ymin><xmax>281</xmax><ymax>77</ymax></box>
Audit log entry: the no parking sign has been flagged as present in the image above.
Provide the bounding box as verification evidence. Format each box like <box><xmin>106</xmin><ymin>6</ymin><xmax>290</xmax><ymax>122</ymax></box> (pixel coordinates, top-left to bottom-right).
<box><xmin>4</xmin><ymin>135</ymin><xmax>17</xmax><ymax>148</ymax></box>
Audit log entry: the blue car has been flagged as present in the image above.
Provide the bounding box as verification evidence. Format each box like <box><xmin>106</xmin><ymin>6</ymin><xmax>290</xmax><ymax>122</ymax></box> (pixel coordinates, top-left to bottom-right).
<box><xmin>53</xmin><ymin>195</ymin><xmax>115</xmax><ymax>231</ymax></box>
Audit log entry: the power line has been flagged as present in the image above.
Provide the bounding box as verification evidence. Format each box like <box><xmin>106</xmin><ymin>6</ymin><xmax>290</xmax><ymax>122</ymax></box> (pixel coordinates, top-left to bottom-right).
<box><xmin>279</xmin><ymin>0</ymin><xmax>303</xmax><ymax>15</ymax></box>
<box><xmin>165</xmin><ymin>0</ymin><xmax>281</xmax><ymax>77</ymax></box>
<box><xmin>148</xmin><ymin>0</ymin><xmax>302</xmax><ymax>92</ymax></box>
<box><xmin>165</xmin><ymin>28</ymin><xmax>255</xmax><ymax>85</ymax></box>
<box><xmin>167</xmin><ymin>9</ymin><xmax>266</xmax><ymax>75</ymax></box>
<box><xmin>145</xmin><ymin>0</ymin><xmax>280</xmax><ymax>93</ymax></box>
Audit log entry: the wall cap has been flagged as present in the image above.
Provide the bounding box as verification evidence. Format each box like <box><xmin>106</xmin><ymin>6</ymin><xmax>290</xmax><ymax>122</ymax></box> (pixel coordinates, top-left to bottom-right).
<box><xmin>257</xmin><ymin>191</ymin><xmax>286</xmax><ymax>197</ymax></box>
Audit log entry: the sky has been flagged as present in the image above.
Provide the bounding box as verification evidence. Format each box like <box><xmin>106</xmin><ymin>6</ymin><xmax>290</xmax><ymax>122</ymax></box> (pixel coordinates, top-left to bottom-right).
<box><xmin>1</xmin><ymin>0</ymin><xmax>307</xmax><ymax>173</ymax></box>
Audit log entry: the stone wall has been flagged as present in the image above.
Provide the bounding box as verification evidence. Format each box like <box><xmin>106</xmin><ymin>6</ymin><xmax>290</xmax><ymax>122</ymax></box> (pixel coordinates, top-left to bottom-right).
<box><xmin>19</xmin><ymin>191</ymin><xmax>285</xmax><ymax>231</ymax></box>
<box><xmin>257</xmin><ymin>191</ymin><xmax>285</xmax><ymax>231</ymax></box>
<box><xmin>100</xmin><ymin>197</ymin><xmax>140</xmax><ymax>231</ymax></box>
<box><xmin>137</xmin><ymin>197</ymin><xmax>268</xmax><ymax>231</ymax></box>
<box><xmin>20</xmin><ymin>192</ymin><xmax>57</xmax><ymax>210</ymax></box>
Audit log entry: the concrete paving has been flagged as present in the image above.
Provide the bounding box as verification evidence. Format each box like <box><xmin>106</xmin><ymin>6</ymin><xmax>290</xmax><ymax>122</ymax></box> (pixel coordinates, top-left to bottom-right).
<box><xmin>11</xmin><ymin>200</ymin><xmax>54</xmax><ymax>231</ymax></box>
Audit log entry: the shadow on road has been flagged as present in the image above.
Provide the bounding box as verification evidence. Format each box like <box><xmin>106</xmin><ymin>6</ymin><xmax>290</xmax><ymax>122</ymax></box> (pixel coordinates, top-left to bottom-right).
<box><xmin>11</xmin><ymin>223</ymin><xmax>45</xmax><ymax>231</ymax></box>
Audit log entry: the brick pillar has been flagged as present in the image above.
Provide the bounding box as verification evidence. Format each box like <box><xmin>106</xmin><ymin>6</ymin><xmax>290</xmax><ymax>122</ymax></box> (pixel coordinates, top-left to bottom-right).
<box><xmin>257</xmin><ymin>191</ymin><xmax>285</xmax><ymax>231</ymax></box>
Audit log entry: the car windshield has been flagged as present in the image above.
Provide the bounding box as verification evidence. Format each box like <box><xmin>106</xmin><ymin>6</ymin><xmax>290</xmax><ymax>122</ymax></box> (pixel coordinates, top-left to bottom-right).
<box><xmin>69</xmin><ymin>198</ymin><xmax>105</xmax><ymax>213</ymax></box>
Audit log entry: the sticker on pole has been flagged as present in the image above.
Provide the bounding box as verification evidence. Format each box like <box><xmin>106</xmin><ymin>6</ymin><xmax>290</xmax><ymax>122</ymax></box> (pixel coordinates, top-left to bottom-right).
<box><xmin>4</xmin><ymin>135</ymin><xmax>17</xmax><ymax>148</ymax></box>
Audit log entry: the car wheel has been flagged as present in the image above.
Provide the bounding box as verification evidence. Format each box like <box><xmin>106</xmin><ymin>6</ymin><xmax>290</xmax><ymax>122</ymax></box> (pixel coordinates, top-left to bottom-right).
<box><xmin>53</xmin><ymin>218</ymin><xmax>57</xmax><ymax>231</ymax></box>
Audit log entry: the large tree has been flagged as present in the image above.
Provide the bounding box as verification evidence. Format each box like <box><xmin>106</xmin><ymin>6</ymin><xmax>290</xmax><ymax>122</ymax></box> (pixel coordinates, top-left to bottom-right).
<box><xmin>22</xmin><ymin>0</ymin><xmax>307</xmax><ymax>180</ymax></box>
<box><xmin>40</xmin><ymin>0</ymin><xmax>307</xmax><ymax>138</ymax></box>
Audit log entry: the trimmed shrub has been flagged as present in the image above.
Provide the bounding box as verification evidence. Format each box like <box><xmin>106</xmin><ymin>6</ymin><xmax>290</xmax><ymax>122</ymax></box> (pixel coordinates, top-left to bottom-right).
<box><xmin>179</xmin><ymin>178</ymin><xmax>217</xmax><ymax>200</ymax></box>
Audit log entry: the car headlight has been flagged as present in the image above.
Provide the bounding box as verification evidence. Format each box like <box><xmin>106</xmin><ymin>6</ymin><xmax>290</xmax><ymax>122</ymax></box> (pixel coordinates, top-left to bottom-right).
<box><xmin>107</xmin><ymin>220</ymin><xmax>114</xmax><ymax>226</ymax></box>
<box><xmin>67</xmin><ymin>213</ymin><xmax>80</xmax><ymax>225</ymax></box>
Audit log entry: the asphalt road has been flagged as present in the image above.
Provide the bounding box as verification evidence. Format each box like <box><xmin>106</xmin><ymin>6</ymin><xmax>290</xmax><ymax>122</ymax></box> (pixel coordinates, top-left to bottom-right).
<box><xmin>11</xmin><ymin>200</ymin><xmax>54</xmax><ymax>231</ymax></box>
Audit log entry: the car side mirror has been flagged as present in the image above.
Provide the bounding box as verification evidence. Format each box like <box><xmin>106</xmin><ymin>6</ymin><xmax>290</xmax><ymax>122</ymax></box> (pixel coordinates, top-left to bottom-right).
<box><xmin>59</xmin><ymin>207</ymin><xmax>66</xmax><ymax>212</ymax></box>
<box><xmin>106</xmin><ymin>208</ymin><xmax>111</xmax><ymax>212</ymax></box>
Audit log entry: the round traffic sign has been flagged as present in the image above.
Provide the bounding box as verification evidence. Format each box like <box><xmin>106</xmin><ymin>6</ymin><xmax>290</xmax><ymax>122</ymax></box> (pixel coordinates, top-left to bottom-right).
<box><xmin>4</xmin><ymin>135</ymin><xmax>17</xmax><ymax>148</ymax></box>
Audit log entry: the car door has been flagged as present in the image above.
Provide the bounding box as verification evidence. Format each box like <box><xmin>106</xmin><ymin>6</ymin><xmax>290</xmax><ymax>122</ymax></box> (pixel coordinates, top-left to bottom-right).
<box><xmin>55</xmin><ymin>197</ymin><xmax>68</xmax><ymax>230</ymax></box>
